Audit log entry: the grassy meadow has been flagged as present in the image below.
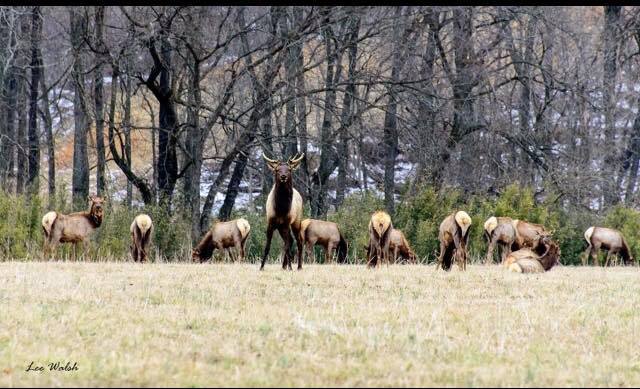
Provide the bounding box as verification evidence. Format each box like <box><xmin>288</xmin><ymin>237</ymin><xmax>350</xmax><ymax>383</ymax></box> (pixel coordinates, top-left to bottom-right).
<box><xmin>1</xmin><ymin>261</ymin><xmax>640</xmax><ymax>387</ymax></box>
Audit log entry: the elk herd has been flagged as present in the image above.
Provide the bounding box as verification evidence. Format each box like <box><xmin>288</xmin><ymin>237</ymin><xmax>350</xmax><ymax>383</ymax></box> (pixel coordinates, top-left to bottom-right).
<box><xmin>38</xmin><ymin>154</ymin><xmax>637</xmax><ymax>273</ymax></box>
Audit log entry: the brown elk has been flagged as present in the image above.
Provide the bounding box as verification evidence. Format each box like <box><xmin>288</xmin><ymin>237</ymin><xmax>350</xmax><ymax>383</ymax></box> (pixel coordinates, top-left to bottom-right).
<box><xmin>583</xmin><ymin>226</ymin><xmax>634</xmax><ymax>266</ymax></box>
<box><xmin>192</xmin><ymin>218</ymin><xmax>251</xmax><ymax>263</ymax></box>
<box><xmin>389</xmin><ymin>228</ymin><xmax>417</xmax><ymax>264</ymax></box>
<box><xmin>130</xmin><ymin>214</ymin><xmax>153</xmax><ymax>262</ymax></box>
<box><xmin>484</xmin><ymin>216</ymin><xmax>515</xmax><ymax>264</ymax></box>
<box><xmin>505</xmin><ymin>237</ymin><xmax>560</xmax><ymax>273</ymax></box>
<box><xmin>41</xmin><ymin>196</ymin><xmax>105</xmax><ymax>260</ymax></box>
<box><xmin>300</xmin><ymin>219</ymin><xmax>348</xmax><ymax>264</ymax></box>
<box><xmin>260</xmin><ymin>153</ymin><xmax>305</xmax><ymax>271</ymax></box>
<box><xmin>437</xmin><ymin>211</ymin><xmax>472</xmax><ymax>271</ymax></box>
<box><xmin>367</xmin><ymin>210</ymin><xmax>393</xmax><ymax>267</ymax></box>
<box><xmin>484</xmin><ymin>216</ymin><xmax>550</xmax><ymax>264</ymax></box>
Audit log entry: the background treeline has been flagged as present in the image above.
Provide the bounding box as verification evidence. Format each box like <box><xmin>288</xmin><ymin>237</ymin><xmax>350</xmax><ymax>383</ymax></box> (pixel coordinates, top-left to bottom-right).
<box><xmin>1</xmin><ymin>6</ymin><xmax>640</xmax><ymax>264</ymax></box>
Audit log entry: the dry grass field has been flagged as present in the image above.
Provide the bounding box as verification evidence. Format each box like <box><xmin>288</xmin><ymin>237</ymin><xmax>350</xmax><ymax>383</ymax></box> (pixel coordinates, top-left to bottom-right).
<box><xmin>1</xmin><ymin>261</ymin><xmax>640</xmax><ymax>387</ymax></box>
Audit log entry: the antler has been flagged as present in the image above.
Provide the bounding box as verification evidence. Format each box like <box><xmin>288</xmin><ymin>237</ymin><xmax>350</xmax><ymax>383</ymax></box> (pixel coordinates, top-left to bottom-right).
<box><xmin>288</xmin><ymin>153</ymin><xmax>305</xmax><ymax>165</ymax></box>
<box><xmin>262</xmin><ymin>152</ymin><xmax>279</xmax><ymax>164</ymax></box>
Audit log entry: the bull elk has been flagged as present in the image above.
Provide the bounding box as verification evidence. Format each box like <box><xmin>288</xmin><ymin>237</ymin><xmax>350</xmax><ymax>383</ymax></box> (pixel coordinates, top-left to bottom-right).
<box><xmin>300</xmin><ymin>219</ymin><xmax>348</xmax><ymax>264</ymax></box>
<box><xmin>41</xmin><ymin>196</ymin><xmax>105</xmax><ymax>261</ymax></box>
<box><xmin>505</xmin><ymin>237</ymin><xmax>560</xmax><ymax>273</ymax></box>
<box><xmin>437</xmin><ymin>211</ymin><xmax>472</xmax><ymax>271</ymax></box>
<box><xmin>260</xmin><ymin>153</ymin><xmax>305</xmax><ymax>271</ymax></box>
<box><xmin>192</xmin><ymin>218</ymin><xmax>251</xmax><ymax>263</ymax></box>
<box><xmin>367</xmin><ymin>211</ymin><xmax>393</xmax><ymax>268</ymax></box>
<box><xmin>389</xmin><ymin>228</ymin><xmax>417</xmax><ymax>264</ymax></box>
<box><xmin>130</xmin><ymin>214</ymin><xmax>153</xmax><ymax>262</ymax></box>
<box><xmin>583</xmin><ymin>226</ymin><xmax>634</xmax><ymax>266</ymax></box>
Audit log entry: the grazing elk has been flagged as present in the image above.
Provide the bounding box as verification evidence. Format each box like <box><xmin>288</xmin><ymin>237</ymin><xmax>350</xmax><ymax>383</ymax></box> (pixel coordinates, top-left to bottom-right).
<box><xmin>484</xmin><ymin>216</ymin><xmax>515</xmax><ymax>264</ymax></box>
<box><xmin>389</xmin><ymin>228</ymin><xmax>417</xmax><ymax>264</ymax></box>
<box><xmin>41</xmin><ymin>196</ymin><xmax>105</xmax><ymax>260</ymax></box>
<box><xmin>130</xmin><ymin>214</ymin><xmax>153</xmax><ymax>262</ymax></box>
<box><xmin>484</xmin><ymin>216</ymin><xmax>550</xmax><ymax>264</ymax></box>
<box><xmin>437</xmin><ymin>211</ymin><xmax>472</xmax><ymax>271</ymax></box>
<box><xmin>300</xmin><ymin>219</ymin><xmax>348</xmax><ymax>264</ymax></box>
<box><xmin>512</xmin><ymin>219</ymin><xmax>551</xmax><ymax>255</ymax></box>
<box><xmin>367</xmin><ymin>211</ymin><xmax>393</xmax><ymax>267</ymax></box>
<box><xmin>505</xmin><ymin>237</ymin><xmax>560</xmax><ymax>273</ymax></box>
<box><xmin>583</xmin><ymin>226</ymin><xmax>634</xmax><ymax>266</ymax></box>
<box><xmin>192</xmin><ymin>218</ymin><xmax>251</xmax><ymax>263</ymax></box>
<box><xmin>260</xmin><ymin>153</ymin><xmax>305</xmax><ymax>271</ymax></box>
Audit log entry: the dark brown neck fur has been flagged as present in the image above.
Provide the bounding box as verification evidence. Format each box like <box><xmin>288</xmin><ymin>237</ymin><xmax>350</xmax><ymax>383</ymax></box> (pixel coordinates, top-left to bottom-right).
<box><xmin>195</xmin><ymin>231</ymin><xmax>214</xmax><ymax>260</ymax></box>
<box><xmin>273</xmin><ymin>178</ymin><xmax>293</xmax><ymax>217</ymax></box>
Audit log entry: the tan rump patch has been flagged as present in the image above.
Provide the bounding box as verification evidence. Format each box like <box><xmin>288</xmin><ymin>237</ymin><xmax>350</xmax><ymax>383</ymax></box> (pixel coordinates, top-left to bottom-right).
<box><xmin>484</xmin><ymin>216</ymin><xmax>497</xmax><ymax>234</ymax></box>
<box><xmin>371</xmin><ymin>211</ymin><xmax>391</xmax><ymax>237</ymax></box>
<box><xmin>133</xmin><ymin>214</ymin><xmax>153</xmax><ymax>234</ymax></box>
<box><xmin>508</xmin><ymin>263</ymin><xmax>523</xmax><ymax>273</ymax></box>
<box><xmin>584</xmin><ymin>226</ymin><xmax>595</xmax><ymax>245</ymax></box>
<box><xmin>42</xmin><ymin>211</ymin><xmax>57</xmax><ymax>234</ymax></box>
<box><xmin>236</xmin><ymin>218</ymin><xmax>251</xmax><ymax>239</ymax></box>
<box><xmin>455</xmin><ymin>211</ymin><xmax>472</xmax><ymax>227</ymax></box>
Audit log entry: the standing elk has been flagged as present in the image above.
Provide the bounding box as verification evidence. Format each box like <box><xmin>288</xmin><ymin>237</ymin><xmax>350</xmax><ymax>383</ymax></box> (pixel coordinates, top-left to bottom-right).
<box><xmin>583</xmin><ymin>226</ymin><xmax>634</xmax><ymax>266</ymax></box>
<box><xmin>41</xmin><ymin>196</ymin><xmax>105</xmax><ymax>260</ymax></box>
<box><xmin>300</xmin><ymin>219</ymin><xmax>348</xmax><ymax>264</ymax></box>
<box><xmin>389</xmin><ymin>228</ymin><xmax>417</xmax><ymax>264</ymax></box>
<box><xmin>367</xmin><ymin>210</ymin><xmax>393</xmax><ymax>268</ymax></box>
<box><xmin>505</xmin><ymin>237</ymin><xmax>560</xmax><ymax>273</ymax></box>
<box><xmin>192</xmin><ymin>218</ymin><xmax>251</xmax><ymax>263</ymax></box>
<box><xmin>484</xmin><ymin>216</ymin><xmax>515</xmax><ymax>264</ymax></box>
<box><xmin>260</xmin><ymin>153</ymin><xmax>305</xmax><ymax>271</ymax></box>
<box><xmin>130</xmin><ymin>214</ymin><xmax>153</xmax><ymax>262</ymax></box>
<box><xmin>437</xmin><ymin>211</ymin><xmax>472</xmax><ymax>271</ymax></box>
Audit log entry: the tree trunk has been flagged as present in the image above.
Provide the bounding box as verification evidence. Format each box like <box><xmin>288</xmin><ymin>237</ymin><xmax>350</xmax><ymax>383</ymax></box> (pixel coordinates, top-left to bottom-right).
<box><xmin>383</xmin><ymin>6</ymin><xmax>405</xmax><ymax>215</ymax></box>
<box><xmin>39</xmin><ymin>56</ymin><xmax>55</xmax><ymax>208</ymax></box>
<box><xmin>310</xmin><ymin>8</ymin><xmax>344</xmax><ymax>218</ymax></box>
<box><xmin>602</xmin><ymin>5</ymin><xmax>622</xmax><ymax>206</ymax></box>
<box><xmin>15</xmin><ymin>59</ymin><xmax>28</xmax><ymax>195</ymax></box>
<box><xmin>93</xmin><ymin>6</ymin><xmax>106</xmax><ymax>196</ymax></box>
<box><xmin>27</xmin><ymin>6</ymin><xmax>42</xmax><ymax>196</ymax></box>
<box><xmin>336</xmin><ymin>8</ymin><xmax>360</xmax><ymax>209</ymax></box>
<box><xmin>70</xmin><ymin>8</ymin><xmax>90</xmax><ymax>208</ymax></box>
<box><xmin>123</xmin><ymin>72</ymin><xmax>133</xmax><ymax>208</ymax></box>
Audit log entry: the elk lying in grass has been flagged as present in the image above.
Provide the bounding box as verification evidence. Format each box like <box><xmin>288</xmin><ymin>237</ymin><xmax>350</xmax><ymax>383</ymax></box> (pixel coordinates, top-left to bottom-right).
<box><xmin>130</xmin><ymin>214</ymin><xmax>153</xmax><ymax>262</ymax></box>
<box><xmin>41</xmin><ymin>196</ymin><xmax>105</xmax><ymax>260</ymax></box>
<box><xmin>389</xmin><ymin>228</ymin><xmax>417</xmax><ymax>264</ymax></box>
<box><xmin>300</xmin><ymin>219</ymin><xmax>348</xmax><ymax>264</ymax></box>
<box><xmin>260</xmin><ymin>153</ymin><xmax>305</xmax><ymax>271</ymax></box>
<box><xmin>192</xmin><ymin>218</ymin><xmax>251</xmax><ymax>263</ymax></box>
<box><xmin>367</xmin><ymin>211</ymin><xmax>393</xmax><ymax>268</ymax></box>
<box><xmin>437</xmin><ymin>211</ymin><xmax>472</xmax><ymax>271</ymax></box>
<box><xmin>583</xmin><ymin>226</ymin><xmax>634</xmax><ymax>266</ymax></box>
<box><xmin>505</xmin><ymin>237</ymin><xmax>560</xmax><ymax>273</ymax></box>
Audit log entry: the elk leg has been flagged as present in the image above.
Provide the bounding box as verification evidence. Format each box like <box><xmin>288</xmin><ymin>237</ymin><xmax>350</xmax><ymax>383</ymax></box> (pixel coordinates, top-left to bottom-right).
<box><xmin>260</xmin><ymin>224</ymin><xmax>276</xmax><ymax>271</ymax></box>
<box><xmin>293</xmin><ymin>227</ymin><xmax>303</xmax><ymax>271</ymax></box>
<box><xmin>325</xmin><ymin>243</ymin><xmax>335</xmax><ymax>264</ymax></box>
<box><xmin>485</xmin><ymin>240</ymin><xmax>495</xmax><ymax>265</ymax></box>
<box><xmin>436</xmin><ymin>241</ymin><xmax>446</xmax><ymax>270</ymax></box>
<box><xmin>582</xmin><ymin>246</ymin><xmax>591</xmax><ymax>266</ymax></box>
<box><xmin>277</xmin><ymin>226</ymin><xmax>292</xmax><ymax>270</ymax></box>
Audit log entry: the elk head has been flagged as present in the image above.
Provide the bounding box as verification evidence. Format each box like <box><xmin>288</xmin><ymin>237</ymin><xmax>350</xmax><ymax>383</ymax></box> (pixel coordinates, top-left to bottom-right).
<box><xmin>263</xmin><ymin>152</ymin><xmax>304</xmax><ymax>184</ymax></box>
<box><xmin>88</xmin><ymin>196</ymin><xmax>105</xmax><ymax>218</ymax></box>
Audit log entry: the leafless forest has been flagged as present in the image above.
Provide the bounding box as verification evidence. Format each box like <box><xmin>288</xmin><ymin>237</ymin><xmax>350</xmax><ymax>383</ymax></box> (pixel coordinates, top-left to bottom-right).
<box><xmin>1</xmin><ymin>6</ymin><xmax>639</xmax><ymax>260</ymax></box>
